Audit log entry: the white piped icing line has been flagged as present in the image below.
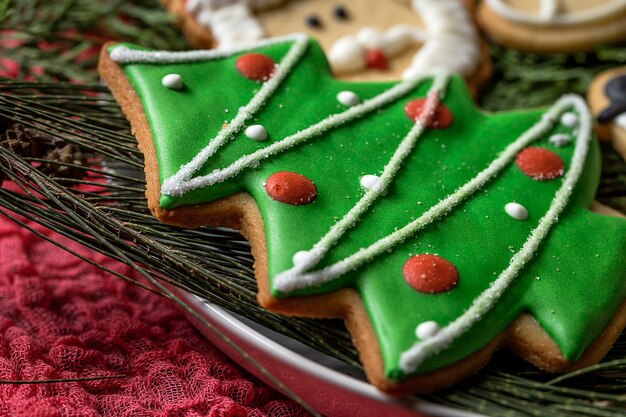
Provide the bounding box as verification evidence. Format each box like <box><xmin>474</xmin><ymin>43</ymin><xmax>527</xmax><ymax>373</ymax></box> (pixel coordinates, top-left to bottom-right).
<box><xmin>165</xmin><ymin>72</ymin><xmax>445</xmax><ymax>194</ymax></box>
<box><xmin>273</xmin><ymin>95</ymin><xmax>588</xmax><ymax>290</ymax></box>
<box><xmin>360</xmin><ymin>174</ymin><xmax>381</xmax><ymax>191</ymax></box>
<box><xmin>549</xmin><ymin>133</ymin><xmax>571</xmax><ymax>147</ymax></box>
<box><xmin>337</xmin><ymin>91</ymin><xmax>360</xmax><ymax>107</ymax></box>
<box><xmin>329</xmin><ymin>0</ymin><xmax>480</xmax><ymax>79</ymax></box>
<box><xmin>486</xmin><ymin>0</ymin><xmax>626</xmax><ymax>26</ymax></box>
<box><xmin>185</xmin><ymin>0</ymin><xmax>287</xmax><ymax>48</ymax></box>
<box><xmin>162</xmin><ymin>73</ymin><xmax>184</xmax><ymax>90</ymax></box>
<box><xmin>505</xmin><ymin>202</ymin><xmax>529</xmax><ymax>220</ymax></box>
<box><xmin>402</xmin><ymin>0</ymin><xmax>480</xmax><ymax>79</ymax></box>
<box><xmin>273</xmin><ymin>76</ymin><xmax>450</xmax><ymax>290</ymax></box>
<box><xmin>111</xmin><ymin>35</ymin><xmax>448</xmax><ymax>199</ymax></box>
<box><xmin>416</xmin><ymin>321</ymin><xmax>440</xmax><ymax>340</ymax></box>
<box><xmin>263</xmin><ymin>91</ymin><xmax>590</xmax><ymax>374</ymax></box>
<box><xmin>398</xmin><ymin>95</ymin><xmax>592</xmax><ymax>374</ymax></box>
<box><xmin>245</xmin><ymin>124</ymin><xmax>268</xmax><ymax>141</ymax></box>
<box><xmin>110</xmin><ymin>33</ymin><xmax>306</xmax><ymax>64</ymax></box>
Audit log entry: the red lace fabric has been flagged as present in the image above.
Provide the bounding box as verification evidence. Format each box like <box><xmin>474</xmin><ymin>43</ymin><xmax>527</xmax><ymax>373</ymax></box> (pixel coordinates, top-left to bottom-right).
<box><xmin>0</xmin><ymin>214</ymin><xmax>307</xmax><ymax>417</ymax></box>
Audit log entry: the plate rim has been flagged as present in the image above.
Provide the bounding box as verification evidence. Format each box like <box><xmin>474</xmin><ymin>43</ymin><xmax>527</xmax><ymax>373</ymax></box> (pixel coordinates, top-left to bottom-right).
<box><xmin>170</xmin><ymin>286</ymin><xmax>484</xmax><ymax>417</ymax></box>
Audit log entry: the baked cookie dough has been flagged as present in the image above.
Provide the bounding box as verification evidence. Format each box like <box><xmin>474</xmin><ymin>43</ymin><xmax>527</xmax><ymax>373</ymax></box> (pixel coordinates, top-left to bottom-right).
<box><xmin>165</xmin><ymin>0</ymin><xmax>492</xmax><ymax>91</ymax></box>
<box><xmin>477</xmin><ymin>0</ymin><xmax>626</xmax><ymax>53</ymax></box>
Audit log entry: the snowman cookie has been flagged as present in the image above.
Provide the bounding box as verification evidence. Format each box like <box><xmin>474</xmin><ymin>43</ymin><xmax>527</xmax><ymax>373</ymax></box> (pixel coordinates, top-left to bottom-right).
<box><xmin>166</xmin><ymin>0</ymin><xmax>491</xmax><ymax>90</ymax></box>
<box><xmin>477</xmin><ymin>0</ymin><xmax>626</xmax><ymax>53</ymax></box>
<box><xmin>588</xmin><ymin>66</ymin><xmax>626</xmax><ymax>161</ymax></box>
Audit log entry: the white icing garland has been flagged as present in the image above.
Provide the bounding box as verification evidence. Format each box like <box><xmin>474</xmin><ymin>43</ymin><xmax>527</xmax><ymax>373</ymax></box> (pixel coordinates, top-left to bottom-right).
<box><xmin>399</xmin><ymin>95</ymin><xmax>591</xmax><ymax>373</ymax></box>
<box><xmin>110</xmin><ymin>32</ymin><xmax>307</xmax><ymax>64</ymax></box>
<box><xmin>486</xmin><ymin>0</ymin><xmax>626</xmax><ymax>26</ymax></box>
<box><xmin>401</xmin><ymin>0</ymin><xmax>480</xmax><ymax>79</ymax></box>
<box><xmin>186</xmin><ymin>0</ymin><xmax>288</xmax><ymax>48</ymax></box>
<box><xmin>274</xmin><ymin>96</ymin><xmax>586</xmax><ymax>292</ymax></box>
<box><xmin>275</xmin><ymin>77</ymin><xmax>449</xmax><ymax>285</ymax></box>
<box><xmin>111</xmin><ymin>35</ymin><xmax>448</xmax><ymax>198</ymax></box>
<box><xmin>166</xmin><ymin>72</ymin><xmax>444</xmax><ymax>195</ymax></box>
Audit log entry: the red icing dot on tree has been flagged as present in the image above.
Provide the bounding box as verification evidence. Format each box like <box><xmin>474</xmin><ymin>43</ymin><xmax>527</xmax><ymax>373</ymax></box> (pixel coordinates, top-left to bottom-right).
<box><xmin>236</xmin><ymin>53</ymin><xmax>277</xmax><ymax>81</ymax></box>
<box><xmin>403</xmin><ymin>254</ymin><xmax>459</xmax><ymax>294</ymax></box>
<box><xmin>265</xmin><ymin>171</ymin><xmax>318</xmax><ymax>205</ymax></box>
<box><xmin>516</xmin><ymin>147</ymin><xmax>565</xmax><ymax>181</ymax></box>
<box><xmin>366</xmin><ymin>49</ymin><xmax>389</xmax><ymax>70</ymax></box>
<box><xmin>404</xmin><ymin>99</ymin><xmax>453</xmax><ymax>129</ymax></box>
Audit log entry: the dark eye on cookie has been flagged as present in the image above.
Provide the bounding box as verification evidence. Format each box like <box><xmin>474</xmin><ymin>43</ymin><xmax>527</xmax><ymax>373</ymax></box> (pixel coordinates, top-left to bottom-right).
<box><xmin>306</xmin><ymin>15</ymin><xmax>323</xmax><ymax>29</ymax></box>
<box><xmin>333</xmin><ymin>5</ymin><xmax>349</xmax><ymax>21</ymax></box>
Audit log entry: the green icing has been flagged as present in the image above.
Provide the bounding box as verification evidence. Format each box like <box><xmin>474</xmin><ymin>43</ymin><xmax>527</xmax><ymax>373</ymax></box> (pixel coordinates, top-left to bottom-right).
<box><xmin>109</xmin><ymin>37</ymin><xmax>626</xmax><ymax>380</ymax></box>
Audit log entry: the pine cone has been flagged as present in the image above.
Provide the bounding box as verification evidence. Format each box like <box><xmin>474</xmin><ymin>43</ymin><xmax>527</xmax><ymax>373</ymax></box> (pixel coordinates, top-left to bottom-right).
<box><xmin>0</xmin><ymin>123</ymin><xmax>58</xmax><ymax>158</ymax></box>
<box><xmin>40</xmin><ymin>144</ymin><xmax>86</xmax><ymax>179</ymax></box>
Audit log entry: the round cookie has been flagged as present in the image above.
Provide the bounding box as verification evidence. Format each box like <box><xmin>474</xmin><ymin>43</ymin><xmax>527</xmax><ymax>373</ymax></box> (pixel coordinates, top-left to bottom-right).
<box><xmin>168</xmin><ymin>0</ymin><xmax>492</xmax><ymax>91</ymax></box>
<box><xmin>477</xmin><ymin>0</ymin><xmax>626</xmax><ymax>53</ymax></box>
<box><xmin>588</xmin><ymin>66</ymin><xmax>626</xmax><ymax>161</ymax></box>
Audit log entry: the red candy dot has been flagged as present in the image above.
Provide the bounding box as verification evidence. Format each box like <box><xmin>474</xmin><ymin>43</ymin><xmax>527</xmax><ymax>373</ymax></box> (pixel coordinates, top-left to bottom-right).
<box><xmin>366</xmin><ymin>49</ymin><xmax>389</xmax><ymax>70</ymax></box>
<box><xmin>516</xmin><ymin>147</ymin><xmax>565</xmax><ymax>181</ymax></box>
<box><xmin>403</xmin><ymin>254</ymin><xmax>459</xmax><ymax>294</ymax></box>
<box><xmin>265</xmin><ymin>171</ymin><xmax>317</xmax><ymax>205</ymax></box>
<box><xmin>404</xmin><ymin>99</ymin><xmax>453</xmax><ymax>129</ymax></box>
<box><xmin>236</xmin><ymin>53</ymin><xmax>277</xmax><ymax>81</ymax></box>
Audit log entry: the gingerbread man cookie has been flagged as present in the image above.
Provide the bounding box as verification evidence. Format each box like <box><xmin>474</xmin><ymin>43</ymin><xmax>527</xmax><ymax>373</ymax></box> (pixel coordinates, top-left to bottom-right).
<box><xmin>166</xmin><ymin>0</ymin><xmax>491</xmax><ymax>90</ymax></box>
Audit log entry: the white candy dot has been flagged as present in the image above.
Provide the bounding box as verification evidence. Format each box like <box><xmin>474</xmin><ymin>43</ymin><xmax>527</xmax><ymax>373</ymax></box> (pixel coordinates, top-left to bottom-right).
<box><xmin>505</xmin><ymin>202</ymin><xmax>529</xmax><ymax>220</ymax></box>
<box><xmin>245</xmin><ymin>124</ymin><xmax>268</xmax><ymax>141</ymax></box>
<box><xmin>162</xmin><ymin>73</ymin><xmax>184</xmax><ymax>90</ymax></box>
<box><xmin>416</xmin><ymin>321</ymin><xmax>440</xmax><ymax>340</ymax></box>
<box><xmin>549</xmin><ymin>133</ymin><xmax>571</xmax><ymax>147</ymax></box>
<box><xmin>292</xmin><ymin>250</ymin><xmax>309</xmax><ymax>266</ymax></box>
<box><xmin>616</xmin><ymin>113</ymin><xmax>626</xmax><ymax>130</ymax></box>
<box><xmin>337</xmin><ymin>91</ymin><xmax>360</xmax><ymax>107</ymax></box>
<box><xmin>560</xmin><ymin>112</ymin><xmax>578</xmax><ymax>128</ymax></box>
<box><xmin>360</xmin><ymin>174</ymin><xmax>380</xmax><ymax>191</ymax></box>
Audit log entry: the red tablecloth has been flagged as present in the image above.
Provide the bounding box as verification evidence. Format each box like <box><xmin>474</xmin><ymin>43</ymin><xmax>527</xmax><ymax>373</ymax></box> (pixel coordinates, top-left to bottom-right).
<box><xmin>0</xmin><ymin>213</ymin><xmax>306</xmax><ymax>416</ymax></box>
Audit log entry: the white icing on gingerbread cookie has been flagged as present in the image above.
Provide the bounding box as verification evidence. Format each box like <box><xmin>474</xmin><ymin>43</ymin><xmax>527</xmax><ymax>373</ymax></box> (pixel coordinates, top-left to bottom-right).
<box><xmin>486</xmin><ymin>0</ymin><xmax>626</xmax><ymax>26</ymax></box>
<box><xmin>185</xmin><ymin>0</ymin><xmax>481</xmax><ymax>79</ymax></box>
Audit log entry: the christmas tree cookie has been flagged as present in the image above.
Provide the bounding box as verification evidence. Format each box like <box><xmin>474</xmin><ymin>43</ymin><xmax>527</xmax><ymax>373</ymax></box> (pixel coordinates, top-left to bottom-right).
<box><xmin>98</xmin><ymin>34</ymin><xmax>626</xmax><ymax>394</ymax></box>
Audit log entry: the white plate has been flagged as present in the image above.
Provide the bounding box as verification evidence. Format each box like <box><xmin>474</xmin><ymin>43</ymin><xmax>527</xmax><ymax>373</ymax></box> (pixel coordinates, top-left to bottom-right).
<box><xmin>169</xmin><ymin>286</ymin><xmax>484</xmax><ymax>417</ymax></box>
